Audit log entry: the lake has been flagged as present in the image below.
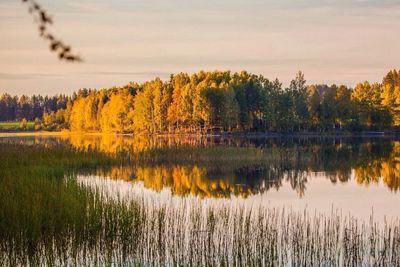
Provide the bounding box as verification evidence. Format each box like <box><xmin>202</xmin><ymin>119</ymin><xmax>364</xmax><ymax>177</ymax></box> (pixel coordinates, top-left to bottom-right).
<box><xmin>1</xmin><ymin>134</ymin><xmax>399</xmax><ymax>265</ymax></box>
<box><xmin>22</xmin><ymin>134</ymin><xmax>400</xmax><ymax>221</ymax></box>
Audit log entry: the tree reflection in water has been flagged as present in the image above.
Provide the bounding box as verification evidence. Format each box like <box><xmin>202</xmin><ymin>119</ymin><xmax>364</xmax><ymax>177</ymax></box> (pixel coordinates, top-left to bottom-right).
<box><xmin>27</xmin><ymin>135</ymin><xmax>400</xmax><ymax>197</ymax></box>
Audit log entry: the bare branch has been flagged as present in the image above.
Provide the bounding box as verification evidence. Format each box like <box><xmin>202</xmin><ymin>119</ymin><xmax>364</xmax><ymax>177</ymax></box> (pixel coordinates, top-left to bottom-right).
<box><xmin>22</xmin><ymin>0</ymin><xmax>83</xmax><ymax>62</ymax></box>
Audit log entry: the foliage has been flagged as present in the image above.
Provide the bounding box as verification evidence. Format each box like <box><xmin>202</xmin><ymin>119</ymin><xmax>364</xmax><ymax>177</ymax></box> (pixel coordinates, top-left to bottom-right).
<box><xmin>2</xmin><ymin>70</ymin><xmax>400</xmax><ymax>133</ymax></box>
<box><xmin>0</xmin><ymin>93</ymin><xmax>68</xmax><ymax>123</ymax></box>
<box><xmin>19</xmin><ymin>118</ymin><xmax>27</xmax><ymax>129</ymax></box>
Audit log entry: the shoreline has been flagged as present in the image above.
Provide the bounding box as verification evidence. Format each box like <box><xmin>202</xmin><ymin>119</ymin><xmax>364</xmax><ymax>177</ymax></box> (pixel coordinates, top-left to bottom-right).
<box><xmin>1</xmin><ymin>130</ymin><xmax>400</xmax><ymax>138</ymax></box>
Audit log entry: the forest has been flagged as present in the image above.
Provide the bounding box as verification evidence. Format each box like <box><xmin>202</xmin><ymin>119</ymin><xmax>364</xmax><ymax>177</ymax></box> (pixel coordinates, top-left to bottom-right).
<box><xmin>1</xmin><ymin>69</ymin><xmax>400</xmax><ymax>133</ymax></box>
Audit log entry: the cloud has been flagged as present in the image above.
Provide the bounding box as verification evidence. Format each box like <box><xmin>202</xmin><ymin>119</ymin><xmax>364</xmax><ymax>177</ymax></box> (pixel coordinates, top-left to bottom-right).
<box><xmin>0</xmin><ymin>72</ymin><xmax>65</xmax><ymax>80</ymax></box>
<box><xmin>82</xmin><ymin>71</ymin><xmax>171</xmax><ymax>76</ymax></box>
<box><xmin>1</xmin><ymin>0</ymin><xmax>400</xmax><ymax>94</ymax></box>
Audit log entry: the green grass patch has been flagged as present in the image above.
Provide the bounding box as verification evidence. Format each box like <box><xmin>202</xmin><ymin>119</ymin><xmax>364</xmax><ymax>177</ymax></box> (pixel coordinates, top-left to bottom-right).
<box><xmin>0</xmin><ymin>121</ymin><xmax>35</xmax><ymax>130</ymax></box>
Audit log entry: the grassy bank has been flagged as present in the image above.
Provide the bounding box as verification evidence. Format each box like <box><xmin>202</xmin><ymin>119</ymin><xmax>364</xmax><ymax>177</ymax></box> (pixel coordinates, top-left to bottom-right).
<box><xmin>0</xmin><ymin>141</ymin><xmax>139</xmax><ymax>266</ymax></box>
<box><xmin>1</xmin><ymin>129</ymin><xmax>400</xmax><ymax>139</ymax></box>
<box><xmin>0</xmin><ymin>121</ymin><xmax>34</xmax><ymax>131</ymax></box>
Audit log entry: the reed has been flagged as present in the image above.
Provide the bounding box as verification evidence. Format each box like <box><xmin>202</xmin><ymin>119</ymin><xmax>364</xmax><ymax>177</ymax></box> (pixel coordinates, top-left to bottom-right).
<box><xmin>74</xmin><ymin>176</ymin><xmax>400</xmax><ymax>266</ymax></box>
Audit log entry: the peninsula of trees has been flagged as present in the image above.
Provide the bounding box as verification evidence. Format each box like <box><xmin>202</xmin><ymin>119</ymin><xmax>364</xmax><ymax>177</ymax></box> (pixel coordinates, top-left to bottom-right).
<box><xmin>1</xmin><ymin>69</ymin><xmax>400</xmax><ymax>134</ymax></box>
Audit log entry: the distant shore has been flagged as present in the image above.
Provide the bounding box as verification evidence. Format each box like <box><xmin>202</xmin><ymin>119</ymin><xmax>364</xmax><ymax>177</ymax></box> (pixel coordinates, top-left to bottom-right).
<box><xmin>1</xmin><ymin>130</ymin><xmax>400</xmax><ymax>138</ymax></box>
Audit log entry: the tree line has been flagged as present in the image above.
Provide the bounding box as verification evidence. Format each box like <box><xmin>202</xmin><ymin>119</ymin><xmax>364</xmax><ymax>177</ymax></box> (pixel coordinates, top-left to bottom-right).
<box><xmin>0</xmin><ymin>94</ymin><xmax>68</xmax><ymax>122</ymax></box>
<box><xmin>1</xmin><ymin>69</ymin><xmax>400</xmax><ymax>133</ymax></box>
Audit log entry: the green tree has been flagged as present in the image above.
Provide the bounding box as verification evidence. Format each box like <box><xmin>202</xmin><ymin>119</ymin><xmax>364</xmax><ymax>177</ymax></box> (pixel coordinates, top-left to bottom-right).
<box><xmin>199</xmin><ymin>88</ymin><xmax>226</xmax><ymax>128</ymax></box>
<box><xmin>262</xmin><ymin>79</ymin><xmax>284</xmax><ymax>131</ymax></box>
<box><xmin>289</xmin><ymin>71</ymin><xmax>309</xmax><ymax>130</ymax></box>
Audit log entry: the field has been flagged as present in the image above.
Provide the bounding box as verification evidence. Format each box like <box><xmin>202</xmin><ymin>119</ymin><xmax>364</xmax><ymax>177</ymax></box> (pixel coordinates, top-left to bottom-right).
<box><xmin>0</xmin><ymin>121</ymin><xmax>34</xmax><ymax>131</ymax></box>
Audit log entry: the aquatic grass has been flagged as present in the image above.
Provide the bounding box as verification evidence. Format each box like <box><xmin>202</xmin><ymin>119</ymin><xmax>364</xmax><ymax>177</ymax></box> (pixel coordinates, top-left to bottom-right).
<box><xmin>124</xmin><ymin>145</ymin><xmax>268</xmax><ymax>165</ymax></box>
<box><xmin>0</xmin><ymin>141</ymin><xmax>134</xmax><ymax>266</ymax></box>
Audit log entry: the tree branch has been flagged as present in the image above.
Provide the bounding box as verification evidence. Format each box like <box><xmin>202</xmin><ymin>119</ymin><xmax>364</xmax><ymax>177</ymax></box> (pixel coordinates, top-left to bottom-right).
<box><xmin>22</xmin><ymin>0</ymin><xmax>83</xmax><ymax>62</ymax></box>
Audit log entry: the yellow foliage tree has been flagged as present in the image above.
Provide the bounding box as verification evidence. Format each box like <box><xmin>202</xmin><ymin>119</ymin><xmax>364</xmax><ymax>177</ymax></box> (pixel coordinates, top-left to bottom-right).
<box><xmin>100</xmin><ymin>92</ymin><xmax>134</xmax><ymax>133</ymax></box>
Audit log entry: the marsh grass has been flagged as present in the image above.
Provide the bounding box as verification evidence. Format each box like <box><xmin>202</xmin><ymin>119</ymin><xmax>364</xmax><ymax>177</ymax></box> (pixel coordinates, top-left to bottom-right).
<box><xmin>1</xmin><ymin>139</ymin><xmax>400</xmax><ymax>265</ymax></box>
<box><xmin>0</xmin><ymin>141</ymin><xmax>132</xmax><ymax>266</ymax></box>
<box><xmin>129</xmin><ymin>144</ymin><xmax>310</xmax><ymax>163</ymax></box>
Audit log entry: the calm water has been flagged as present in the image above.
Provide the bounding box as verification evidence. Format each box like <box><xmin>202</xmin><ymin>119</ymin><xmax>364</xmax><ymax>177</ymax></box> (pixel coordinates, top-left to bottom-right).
<box><xmin>6</xmin><ymin>134</ymin><xmax>400</xmax><ymax>222</ymax></box>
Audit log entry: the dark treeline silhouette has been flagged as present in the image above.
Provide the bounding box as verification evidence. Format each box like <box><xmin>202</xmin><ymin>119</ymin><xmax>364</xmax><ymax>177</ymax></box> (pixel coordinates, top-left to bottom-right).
<box><xmin>1</xmin><ymin>69</ymin><xmax>400</xmax><ymax>133</ymax></box>
<box><xmin>0</xmin><ymin>94</ymin><xmax>69</xmax><ymax>123</ymax></box>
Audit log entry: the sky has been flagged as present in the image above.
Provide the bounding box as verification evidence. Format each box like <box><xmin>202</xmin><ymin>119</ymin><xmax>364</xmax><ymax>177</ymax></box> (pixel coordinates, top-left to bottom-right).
<box><xmin>1</xmin><ymin>0</ymin><xmax>400</xmax><ymax>95</ymax></box>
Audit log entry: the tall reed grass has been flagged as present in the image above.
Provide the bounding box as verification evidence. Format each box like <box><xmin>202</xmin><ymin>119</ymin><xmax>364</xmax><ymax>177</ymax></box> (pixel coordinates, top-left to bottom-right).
<box><xmin>73</xmin><ymin>176</ymin><xmax>400</xmax><ymax>266</ymax></box>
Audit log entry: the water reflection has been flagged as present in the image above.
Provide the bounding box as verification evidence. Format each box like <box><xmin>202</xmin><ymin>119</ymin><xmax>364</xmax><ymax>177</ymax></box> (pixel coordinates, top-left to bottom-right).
<box><xmin>7</xmin><ymin>134</ymin><xmax>400</xmax><ymax>197</ymax></box>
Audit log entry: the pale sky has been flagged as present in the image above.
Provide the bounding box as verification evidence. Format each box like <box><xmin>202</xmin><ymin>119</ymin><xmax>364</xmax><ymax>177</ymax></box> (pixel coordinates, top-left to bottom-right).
<box><xmin>1</xmin><ymin>0</ymin><xmax>400</xmax><ymax>95</ymax></box>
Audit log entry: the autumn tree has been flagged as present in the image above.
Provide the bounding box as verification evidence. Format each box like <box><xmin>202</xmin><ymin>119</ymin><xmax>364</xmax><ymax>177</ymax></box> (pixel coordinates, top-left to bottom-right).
<box><xmin>4</xmin><ymin>69</ymin><xmax>400</xmax><ymax>134</ymax></box>
<box><xmin>167</xmin><ymin>73</ymin><xmax>190</xmax><ymax>131</ymax></box>
<box><xmin>351</xmin><ymin>82</ymin><xmax>383</xmax><ymax>128</ymax></box>
<box><xmin>101</xmin><ymin>90</ymin><xmax>135</xmax><ymax>133</ymax></box>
